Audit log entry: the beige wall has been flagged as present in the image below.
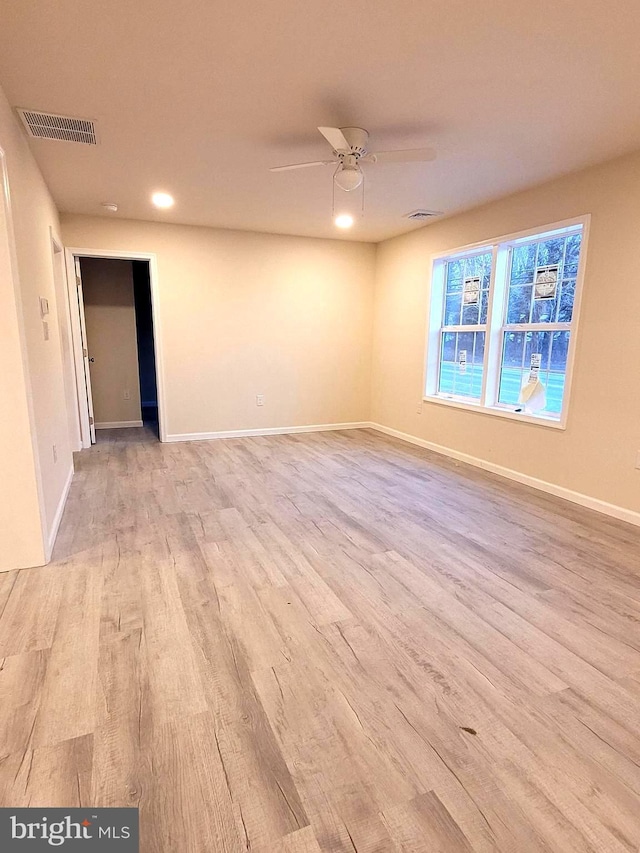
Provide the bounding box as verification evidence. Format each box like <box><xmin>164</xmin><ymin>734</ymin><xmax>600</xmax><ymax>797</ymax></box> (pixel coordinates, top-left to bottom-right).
<box><xmin>0</xmin><ymin>149</ymin><xmax>45</xmax><ymax>569</ymax></box>
<box><xmin>372</xmin><ymin>149</ymin><xmax>640</xmax><ymax>515</ymax></box>
<box><xmin>81</xmin><ymin>258</ymin><xmax>142</xmax><ymax>426</ymax></box>
<box><xmin>0</xmin><ymin>82</ymin><xmax>74</xmax><ymax>569</ymax></box>
<box><xmin>62</xmin><ymin>216</ymin><xmax>376</xmax><ymax>438</ymax></box>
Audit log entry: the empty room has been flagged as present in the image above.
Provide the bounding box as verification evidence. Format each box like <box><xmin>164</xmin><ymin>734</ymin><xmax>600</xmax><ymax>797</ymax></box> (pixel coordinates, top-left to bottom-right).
<box><xmin>0</xmin><ymin>1</ymin><xmax>639</xmax><ymax>850</ymax></box>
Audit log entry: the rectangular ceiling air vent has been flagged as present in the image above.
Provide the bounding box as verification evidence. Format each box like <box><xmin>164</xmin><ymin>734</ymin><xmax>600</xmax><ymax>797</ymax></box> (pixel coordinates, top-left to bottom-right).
<box><xmin>17</xmin><ymin>109</ymin><xmax>98</xmax><ymax>144</ymax></box>
<box><xmin>405</xmin><ymin>209</ymin><xmax>444</xmax><ymax>221</ymax></box>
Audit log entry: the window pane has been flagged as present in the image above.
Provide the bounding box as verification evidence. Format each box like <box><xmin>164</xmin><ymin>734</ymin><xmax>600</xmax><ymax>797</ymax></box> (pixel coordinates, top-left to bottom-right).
<box><xmin>507</xmin><ymin>285</ymin><xmax>532</xmax><ymax>323</ymax></box>
<box><xmin>546</xmin><ymin>331</ymin><xmax>570</xmax><ymax>414</ymax></box>
<box><xmin>537</xmin><ymin>237</ymin><xmax>564</xmax><ymax>265</ymax></box>
<box><xmin>444</xmin><ymin>292</ymin><xmax>462</xmax><ymax>325</ymax></box>
<box><xmin>557</xmin><ymin>278</ymin><xmax>576</xmax><ymax>322</ymax></box>
<box><xmin>438</xmin><ymin>331</ymin><xmax>485</xmax><ymax>400</ymax></box>
<box><xmin>466</xmin><ymin>252</ymin><xmax>493</xmax><ymax>280</ymax></box>
<box><xmin>524</xmin><ymin>330</ymin><xmax>552</xmax><ymax>374</ymax></box>
<box><xmin>446</xmin><ymin>259</ymin><xmax>464</xmax><ymax>289</ymax></box>
<box><xmin>502</xmin><ymin>330</ymin><xmax>525</xmax><ymax>370</ymax></box>
<box><xmin>441</xmin><ymin>330</ymin><xmax>456</xmax><ymax>363</ymax></box>
<box><xmin>479</xmin><ymin>289</ymin><xmax>489</xmax><ymax>323</ymax></box>
<box><xmin>531</xmin><ymin>289</ymin><xmax>558</xmax><ymax>323</ymax></box>
<box><xmin>461</xmin><ymin>301</ymin><xmax>479</xmax><ymax>324</ymax></box>
<box><xmin>498</xmin><ymin>330</ymin><xmax>567</xmax><ymax>417</ymax></box>
<box><xmin>511</xmin><ymin>244</ymin><xmax>536</xmax><ymax>284</ymax></box>
<box><xmin>564</xmin><ymin>233</ymin><xmax>582</xmax><ymax>277</ymax></box>
<box><xmin>499</xmin><ymin>331</ymin><xmax>526</xmax><ymax>406</ymax></box>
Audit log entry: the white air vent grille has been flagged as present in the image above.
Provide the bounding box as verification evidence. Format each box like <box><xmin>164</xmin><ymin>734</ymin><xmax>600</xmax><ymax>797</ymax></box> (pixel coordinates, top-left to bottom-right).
<box><xmin>405</xmin><ymin>209</ymin><xmax>444</xmax><ymax>221</ymax></box>
<box><xmin>17</xmin><ymin>109</ymin><xmax>98</xmax><ymax>144</ymax></box>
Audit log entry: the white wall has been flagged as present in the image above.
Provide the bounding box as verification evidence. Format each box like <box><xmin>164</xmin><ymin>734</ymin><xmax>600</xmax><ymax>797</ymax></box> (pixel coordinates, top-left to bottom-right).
<box><xmin>372</xmin><ymin>149</ymin><xmax>640</xmax><ymax>517</ymax></box>
<box><xmin>0</xmin><ymin>82</ymin><xmax>74</xmax><ymax>569</ymax></box>
<box><xmin>62</xmin><ymin>216</ymin><xmax>376</xmax><ymax>439</ymax></box>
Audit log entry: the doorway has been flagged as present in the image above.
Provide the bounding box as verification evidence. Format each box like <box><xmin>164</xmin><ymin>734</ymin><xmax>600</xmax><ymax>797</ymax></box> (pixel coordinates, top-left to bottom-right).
<box><xmin>66</xmin><ymin>249</ymin><xmax>165</xmax><ymax>446</ymax></box>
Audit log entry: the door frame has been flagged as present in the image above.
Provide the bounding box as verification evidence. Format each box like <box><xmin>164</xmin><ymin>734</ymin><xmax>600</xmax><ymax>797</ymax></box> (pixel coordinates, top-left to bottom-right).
<box><xmin>73</xmin><ymin>256</ymin><xmax>96</xmax><ymax>444</ymax></box>
<box><xmin>50</xmin><ymin>230</ymin><xmax>83</xmax><ymax>451</ymax></box>
<box><xmin>64</xmin><ymin>248</ymin><xmax>168</xmax><ymax>446</ymax></box>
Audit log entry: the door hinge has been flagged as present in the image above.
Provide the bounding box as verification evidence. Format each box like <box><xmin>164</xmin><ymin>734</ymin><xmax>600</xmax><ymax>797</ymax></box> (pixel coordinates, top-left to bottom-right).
<box><xmin>89</xmin><ymin>416</ymin><xmax>94</xmax><ymax>425</ymax></box>
<box><xmin>76</xmin><ymin>276</ymin><xmax>81</xmax><ymax>287</ymax></box>
<box><xmin>83</xmin><ymin>347</ymin><xmax>88</xmax><ymax>357</ymax></box>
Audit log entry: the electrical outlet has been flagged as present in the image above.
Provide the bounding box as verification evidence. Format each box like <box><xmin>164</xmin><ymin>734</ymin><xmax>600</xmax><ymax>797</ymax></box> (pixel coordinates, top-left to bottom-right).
<box><xmin>416</xmin><ymin>401</ymin><xmax>423</xmax><ymax>414</ymax></box>
<box><xmin>123</xmin><ymin>389</ymin><xmax>130</xmax><ymax>400</ymax></box>
<box><xmin>52</xmin><ymin>444</ymin><xmax>57</xmax><ymax>463</ymax></box>
<box><xmin>256</xmin><ymin>395</ymin><xmax>265</xmax><ymax>407</ymax></box>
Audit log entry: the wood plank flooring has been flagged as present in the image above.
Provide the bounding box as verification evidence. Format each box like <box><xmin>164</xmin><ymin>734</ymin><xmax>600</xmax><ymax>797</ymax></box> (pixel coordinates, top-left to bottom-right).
<box><xmin>1</xmin><ymin>426</ymin><xmax>640</xmax><ymax>851</ymax></box>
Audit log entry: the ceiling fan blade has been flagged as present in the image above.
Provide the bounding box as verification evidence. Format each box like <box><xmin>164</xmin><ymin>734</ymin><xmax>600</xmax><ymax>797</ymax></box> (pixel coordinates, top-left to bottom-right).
<box><xmin>270</xmin><ymin>160</ymin><xmax>336</xmax><ymax>172</ymax></box>
<box><xmin>364</xmin><ymin>147</ymin><xmax>437</xmax><ymax>164</ymax></box>
<box><xmin>318</xmin><ymin>126</ymin><xmax>351</xmax><ymax>152</ymax></box>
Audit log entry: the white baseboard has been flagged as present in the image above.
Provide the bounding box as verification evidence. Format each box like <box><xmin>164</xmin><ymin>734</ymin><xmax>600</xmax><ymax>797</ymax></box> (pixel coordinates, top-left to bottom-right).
<box><xmin>368</xmin><ymin>422</ymin><xmax>640</xmax><ymax>528</ymax></box>
<box><xmin>164</xmin><ymin>422</ymin><xmax>371</xmax><ymax>443</ymax></box>
<box><xmin>95</xmin><ymin>420</ymin><xmax>143</xmax><ymax>429</ymax></box>
<box><xmin>46</xmin><ymin>464</ymin><xmax>74</xmax><ymax>560</ymax></box>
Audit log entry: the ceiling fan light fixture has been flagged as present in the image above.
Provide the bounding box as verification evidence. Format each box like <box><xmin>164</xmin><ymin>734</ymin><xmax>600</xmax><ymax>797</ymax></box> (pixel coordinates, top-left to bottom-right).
<box><xmin>334</xmin><ymin>166</ymin><xmax>363</xmax><ymax>192</ymax></box>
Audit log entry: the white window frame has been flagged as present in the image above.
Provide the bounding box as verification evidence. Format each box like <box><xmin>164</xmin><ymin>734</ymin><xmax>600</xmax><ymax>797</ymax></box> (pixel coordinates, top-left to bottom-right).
<box><xmin>423</xmin><ymin>215</ymin><xmax>590</xmax><ymax>430</ymax></box>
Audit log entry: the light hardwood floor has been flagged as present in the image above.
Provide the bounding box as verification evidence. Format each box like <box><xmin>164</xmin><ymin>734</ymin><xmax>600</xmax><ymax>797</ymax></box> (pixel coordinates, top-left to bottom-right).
<box><xmin>1</xmin><ymin>426</ymin><xmax>640</xmax><ymax>852</ymax></box>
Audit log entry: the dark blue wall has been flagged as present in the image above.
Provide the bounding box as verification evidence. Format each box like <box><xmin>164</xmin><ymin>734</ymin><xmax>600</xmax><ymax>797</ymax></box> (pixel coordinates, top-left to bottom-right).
<box><xmin>132</xmin><ymin>261</ymin><xmax>158</xmax><ymax>411</ymax></box>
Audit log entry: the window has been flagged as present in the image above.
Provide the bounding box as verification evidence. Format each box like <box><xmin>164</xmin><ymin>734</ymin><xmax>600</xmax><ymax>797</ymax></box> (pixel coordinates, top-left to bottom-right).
<box><xmin>425</xmin><ymin>218</ymin><xmax>588</xmax><ymax>426</ymax></box>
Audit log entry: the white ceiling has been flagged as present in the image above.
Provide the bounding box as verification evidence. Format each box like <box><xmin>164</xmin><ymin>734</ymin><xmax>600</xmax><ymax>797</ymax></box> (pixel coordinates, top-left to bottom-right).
<box><xmin>2</xmin><ymin>0</ymin><xmax>640</xmax><ymax>242</ymax></box>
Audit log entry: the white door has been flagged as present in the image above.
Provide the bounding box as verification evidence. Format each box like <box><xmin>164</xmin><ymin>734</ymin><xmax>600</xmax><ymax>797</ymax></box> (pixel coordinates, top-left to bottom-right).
<box><xmin>74</xmin><ymin>257</ymin><xmax>96</xmax><ymax>444</ymax></box>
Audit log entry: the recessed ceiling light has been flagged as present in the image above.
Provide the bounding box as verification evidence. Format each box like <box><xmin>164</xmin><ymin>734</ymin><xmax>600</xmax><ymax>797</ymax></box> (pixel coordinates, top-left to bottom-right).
<box><xmin>101</xmin><ymin>202</ymin><xmax>118</xmax><ymax>212</ymax></box>
<box><xmin>335</xmin><ymin>214</ymin><xmax>354</xmax><ymax>229</ymax></box>
<box><xmin>152</xmin><ymin>192</ymin><xmax>174</xmax><ymax>208</ymax></box>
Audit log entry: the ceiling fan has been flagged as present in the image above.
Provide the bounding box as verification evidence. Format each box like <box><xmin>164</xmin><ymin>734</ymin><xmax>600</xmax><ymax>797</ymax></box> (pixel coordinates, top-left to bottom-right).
<box><xmin>270</xmin><ymin>126</ymin><xmax>436</xmax><ymax>192</ymax></box>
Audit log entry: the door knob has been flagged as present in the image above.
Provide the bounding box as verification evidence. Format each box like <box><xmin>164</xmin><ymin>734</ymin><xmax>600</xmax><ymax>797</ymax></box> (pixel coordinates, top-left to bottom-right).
<box><xmin>88</xmin><ymin>357</ymin><xmax>95</xmax><ymax>362</ymax></box>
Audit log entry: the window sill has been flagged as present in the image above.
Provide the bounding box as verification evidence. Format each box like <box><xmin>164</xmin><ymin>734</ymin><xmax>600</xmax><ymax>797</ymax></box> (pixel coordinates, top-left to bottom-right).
<box><xmin>423</xmin><ymin>394</ymin><xmax>566</xmax><ymax>430</ymax></box>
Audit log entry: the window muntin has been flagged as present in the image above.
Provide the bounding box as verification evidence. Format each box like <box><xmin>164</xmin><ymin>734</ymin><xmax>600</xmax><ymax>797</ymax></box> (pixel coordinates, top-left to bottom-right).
<box><xmin>427</xmin><ymin>220</ymin><xmax>586</xmax><ymax>425</ymax></box>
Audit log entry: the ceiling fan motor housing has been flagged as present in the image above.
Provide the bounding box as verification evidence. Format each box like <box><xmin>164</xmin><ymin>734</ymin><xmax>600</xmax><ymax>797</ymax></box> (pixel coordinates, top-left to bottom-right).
<box><xmin>338</xmin><ymin>127</ymin><xmax>369</xmax><ymax>156</ymax></box>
